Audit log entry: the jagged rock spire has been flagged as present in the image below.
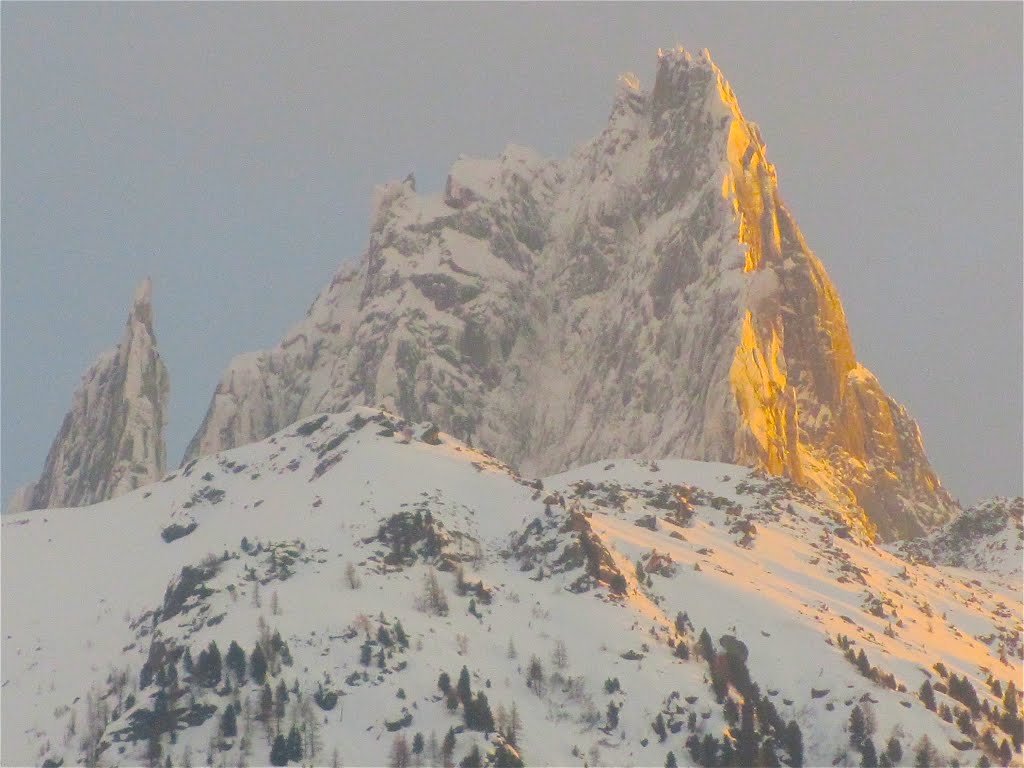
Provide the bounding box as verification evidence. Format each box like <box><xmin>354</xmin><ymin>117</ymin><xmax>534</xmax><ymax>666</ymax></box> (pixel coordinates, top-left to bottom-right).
<box><xmin>7</xmin><ymin>278</ymin><xmax>169</xmax><ymax>512</ymax></box>
<box><xmin>183</xmin><ymin>49</ymin><xmax>956</xmax><ymax>539</ymax></box>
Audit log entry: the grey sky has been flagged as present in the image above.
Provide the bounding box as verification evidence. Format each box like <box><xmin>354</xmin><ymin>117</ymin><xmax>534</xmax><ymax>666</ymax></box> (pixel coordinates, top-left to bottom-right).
<box><xmin>3</xmin><ymin>3</ymin><xmax>1021</xmax><ymax>507</ymax></box>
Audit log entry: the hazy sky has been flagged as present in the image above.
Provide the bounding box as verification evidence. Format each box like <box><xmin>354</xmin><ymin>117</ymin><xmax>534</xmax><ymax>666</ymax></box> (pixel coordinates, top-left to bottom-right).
<box><xmin>3</xmin><ymin>3</ymin><xmax>1021</xmax><ymax>507</ymax></box>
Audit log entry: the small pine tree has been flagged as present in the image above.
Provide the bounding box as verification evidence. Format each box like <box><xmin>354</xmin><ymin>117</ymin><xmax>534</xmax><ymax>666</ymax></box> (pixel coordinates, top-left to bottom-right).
<box><xmin>438</xmin><ymin>671</ymin><xmax>451</xmax><ymax>694</ymax></box>
<box><xmin>412</xmin><ymin>732</ymin><xmax>424</xmax><ymax>756</ymax></box>
<box><xmin>287</xmin><ymin>724</ymin><xmax>302</xmax><ymax>761</ymax></box>
<box><xmin>459</xmin><ymin>744</ymin><xmax>482</xmax><ymax>768</ymax></box>
<box><xmin>457</xmin><ymin>666</ymin><xmax>472</xmax><ymax>704</ymax></box>
<box><xmin>653</xmin><ymin>713</ymin><xmax>668</xmax><ymax>742</ymax></box>
<box><xmin>275</xmin><ymin>679</ymin><xmax>289</xmax><ymax>722</ymax></box>
<box><xmin>250</xmin><ymin>644</ymin><xmax>268</xmax><ymax>684</ymax></box>
<box><xmin>606</xmin><ymin>701</ymin><xmax>619</xmax><ymax>730</ymax></box>
<box><xmin>260</xmin><ymin>683</ymin><xmax>274</xmax><ymax>724</ymax></box>
<box><xmin>849</xmin><ymin>706</ymin><xmax>867</xmax><ymax>748</ymax></box>
<box><xmin>526</xmin><ymin>656</ymin><xmax>544</xmax><ymax>692</ymax></box>
<box><xmin>999</xmin><ymin>740</ymin><xmax>1013</xmax><ymax>766</ymax></box>
<box><xmin>784</xmin><ymin>720</ymin><xmax>804</xmax><ymax>767</ymax></box>
<box><xmin>884</xmin><ymin>735</ymin><xmax>902</xmax><ymax>765</ymax></box>
<box><xmin>508</xmin><ymin>702</ymin><xmax>522</xmax><ymax>746</ymax></box>
<box><xmin>394</xmin><ymin>621</ymin><xmax>409</xmax><ymax>648</ymax></box>
<box><xmin>552</xmin><ymin>639</ymin><xmax>569</xmax><ymax>669</ymax></box>
<box><xmin>220</xmin><ymin>705</ymin><xmax>237</xmax><ymax>738</ymax></box>
<box><xmin>226</xmin><ymin>641</ymin><xmax>246</xmax><ymax>685</ymax></box>
<box><xmin>856</xmin><ymin>648</ymin><xmax>871</xmax><ymax>677</ymax></box>
<box><xmin>441</xmin><ymin>728</ymin><xmax>456</xmax><ymax>767</ymax></box>
<box><xmin>665</xmin><ymin>751</ymin><xmax>678</xmax><ymax>768</ymax></box>
<box><xmin>920</xmin><ymin>680</ymin><xmax>937</xmax><ymax>711</ymax></box>
<box><xmin>698</xmin><ymin>628</ymin><xmax>715</xmax><ymax>661</ymax></box>
<box><xmin>270</xmin><ymin>734</ymin><xmax>289</xmax><ymax>767</ymax></box>
<box><xmin>389</xmin><ymin>733</ymin><xmax>410</xmax><ymax>768</ymax></box>
<box><xmin>1005</xmin><ymin>681</ymin><xmax>1019</xmax><ymax>714</ymax></box>
<box><xmin>861</xmin><ymin>738</ymin><xmax>878</xmax><ymax>768</ymax></box>
<box><xmin>913</xmin><ymin>735</ymin><xmax>937</xmax><ymax>768</ymax></box>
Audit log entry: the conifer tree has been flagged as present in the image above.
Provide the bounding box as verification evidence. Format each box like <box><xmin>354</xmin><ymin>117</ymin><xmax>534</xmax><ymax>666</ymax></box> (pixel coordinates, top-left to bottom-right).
<box><xmin>226</xmin><ymin>641</ymin><xmax>246</xmax><ymax>685</ymax></box>
<box><xmin>457</xmin><ymin>666</ymin><xmax>472</xmax><ymax>704</ymax></box>
<box><xmin>220</xmin><ymin>705</ymin><xmax>237</xmax><ymax>738</ymax></box>
<box><xmin>653</xmin><ymin>713</ymin><xmax>668</xmax><ymax>742</ymax></box>
<box><xmin>913</xmin><ymin>735</ymin><xmax>938</xmax><ymax>768</ymax></box>
<box><xmin>441</xmin><ymin>728</ymin><xmax>456</xmax><ymax>768</ymax></box>
<box><xmin>260</xmin><ymin>683</ymin><xmax>274</xmax><ymax>725</ymax></box>
<box><xmin>698</xmin><ymin>628</ymin><xmax>715</xmax><ymax>661</ymax></box>
<box><xmin>919</xmin><ymin>680</ymin><xmax>937</xmax><ymax>711</ymax></box>
<box><xmin>287</xmin><ymin>724</ymin><xmax>302</xmax><ymax>761</ymax></box>
<box><xmin>389</xmin><ymin>733</ymin><xmax>410</xmax><ymax>768</ymax></box>
<box><xmin>860</xmin><ymin>738</ymin><xmax>878</xmax><ymax>768</ymax></box>
<box><xmin>270</xmin><ymin>734</ymin><xmax>288</xmax><ymax>766</ymax></box>
<box><xmin>508</xmin><ymin>702</ymin><xmax>522</xmax><ymax>746</ymax></box>
<box><xmin>849</xmin><ymin>706</ymin><xmax>867</xmax><ymax>748</ymax></box>
<box><xmin>250</xmin><ymin>644</ymin><xmax>268</xmax><ymax>684</ymax></box>
<box><xmin>459</xmin><ymin>744</ymin><xmax>482</xmax><ymax>768</ymax></box>
<box><xmin>737</xmin><ymin>699</ymin><xmax>758</xmax><ymax>767</ymax></box>
<box><xmin>884</xmin><ymin>735</ymin><xmax>902</xmax><ymax>765</ymax></box>
<box><xmin>784</xmin><ymin>720</ymin><xmax>804</xmax><ymax>767</ymax></box>
<box><xmin>394</xmin><ymin>621</ymin><xmax>409</xmax><ymax>648</ymax></box>
<box><xmin>606</xmin><ymin>701</ymin><xmax>620</xmax><ymax>730</ymax></box>
<box><xmin>275</xmin><ymin>679</ymin><xmax>289</xmax><ymax>724</ymax></box>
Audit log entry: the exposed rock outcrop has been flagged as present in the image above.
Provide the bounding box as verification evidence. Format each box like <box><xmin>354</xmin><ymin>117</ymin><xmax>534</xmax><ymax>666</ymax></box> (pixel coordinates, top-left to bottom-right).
<box><xmin>184</xmin><ymin>48</ymin><xmax>956</xmax><ymax>539</ymax></box>
<box><xmin>8</xmin><ymin>279</ymin><xmax>169</xmax><ymax>512</ymax></box>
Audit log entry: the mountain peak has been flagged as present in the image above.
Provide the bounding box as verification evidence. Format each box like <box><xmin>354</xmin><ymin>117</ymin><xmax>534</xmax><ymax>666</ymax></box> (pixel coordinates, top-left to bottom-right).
<box><xmin>131</xmin><ymin>276</ymin><xmax>154</xmax><ymax>330</ymax></box>
<box><xmin>6</xmin><ymin>279</ymin><xmax>169</xmax><ymax>512</ymax></box>
<box><xmin>182</xmin><ymin>52</ymin><xmax>956</xmax><ymax>540</ymax></box>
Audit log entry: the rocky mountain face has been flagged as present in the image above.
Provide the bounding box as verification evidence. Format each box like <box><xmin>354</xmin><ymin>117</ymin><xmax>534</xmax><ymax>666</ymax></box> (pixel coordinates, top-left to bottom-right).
<box><xmin>897</xmin><ymin>496</ymin><xmax>1024</xmax><ymax>574</ymax></box>
<box><xmin>184</xmin><ymin>47</ymin><xmax>955</xmax><ymax>540</ymax></box>
<box><xmin>4</xmin><ymin>411</ymin><xmax>1021</xmax><ymax>768</ymax></box>
<box><xmin>8</xmin><ymin>279</ymin><xmax>169</xmax><ymax>512</ymax></box>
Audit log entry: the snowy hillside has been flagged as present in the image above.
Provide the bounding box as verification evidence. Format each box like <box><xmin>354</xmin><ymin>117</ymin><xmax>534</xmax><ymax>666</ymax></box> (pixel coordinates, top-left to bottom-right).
<box><xmin>896</xmin><ymin>498</ymin><xmax>1024</xmax><ymax>576</ymax></box>
<box><xmin>3</xmin><ymin>411</ymin><xmax>1020</xmax><ymax>768</ymax></box>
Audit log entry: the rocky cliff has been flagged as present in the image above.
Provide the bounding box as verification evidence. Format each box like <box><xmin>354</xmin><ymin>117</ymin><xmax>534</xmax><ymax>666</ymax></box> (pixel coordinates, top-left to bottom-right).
<box><xmin>8</xmin><ymin>279</ymin><xmax>169</xmax><ymax>512</ymax></box>
<box><xmin>184</xmin><ymin>48</ymin><xmax>956</xmax><ymax>539</ymax></box>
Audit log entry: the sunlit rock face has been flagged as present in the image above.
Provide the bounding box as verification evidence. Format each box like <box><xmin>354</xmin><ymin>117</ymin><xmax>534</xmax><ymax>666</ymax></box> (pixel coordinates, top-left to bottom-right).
<box><xmin>9</xmin><ymin>279</ymin><xmax>169</xmax><ymax>512</ymax></box>
<box><xmin>185</xmin><ymin>48</ymin><xmax>956</xmax><ymax>540</ymax></box>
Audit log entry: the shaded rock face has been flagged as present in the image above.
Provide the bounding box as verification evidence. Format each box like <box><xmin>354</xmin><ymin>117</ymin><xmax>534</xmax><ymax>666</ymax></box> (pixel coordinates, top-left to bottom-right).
<box><xmin>9</xmin><ymin>279</ymin><xmax>169</xmax><ymax>512</ymax></box>
<box><xmin>184</xmin><ymin>48</ymin><xmax>956</xmax><ymax>540</ymax></box>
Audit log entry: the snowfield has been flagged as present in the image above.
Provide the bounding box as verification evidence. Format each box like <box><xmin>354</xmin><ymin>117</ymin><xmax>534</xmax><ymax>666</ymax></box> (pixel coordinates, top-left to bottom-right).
<box><xmin>3</xmin><ymin>410</ymin><xmax>1021</xmax><ymax>767</ymax></box>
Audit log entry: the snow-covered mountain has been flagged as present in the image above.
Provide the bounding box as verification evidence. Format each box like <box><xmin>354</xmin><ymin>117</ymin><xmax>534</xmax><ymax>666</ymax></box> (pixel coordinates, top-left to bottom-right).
<box><xmin>183</xmin><ymin>48</ymin><xmax>954</xmax><ymax>541</ymax></box>
<box><xmin>3</xmin><ymin>411</ymin><xmax>1021</xmax><ymax>768</ymax></box>
<box><xmin>7</xmin><ymin>279</ymin><xmax>169</xmax><ymax>513</ymax></box>
<box><xmin>896</xmin><ymin>497</ymin><xmax>1024</xmax><ymax>576</ymax></box>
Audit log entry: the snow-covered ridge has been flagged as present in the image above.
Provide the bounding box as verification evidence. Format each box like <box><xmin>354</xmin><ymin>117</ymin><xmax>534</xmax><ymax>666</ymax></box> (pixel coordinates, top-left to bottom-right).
<box><xmin>182</xmin><ymin>47</ymin><xmax>955</xmax><ymax>541</ymax></box>
<box><xmin>7</xmin><ymin>278</ymin><xmax>169</xmax><ymax>513</ymax></box>
<box><xmin>3</xmin><ymin>410</ymin><xmax>1021</xmax><ymax>767</ymax></box>
<box><xmin>895</xmin><ymin>497</ymin><xmax>1024</xmax><ymax>575</ymax></box>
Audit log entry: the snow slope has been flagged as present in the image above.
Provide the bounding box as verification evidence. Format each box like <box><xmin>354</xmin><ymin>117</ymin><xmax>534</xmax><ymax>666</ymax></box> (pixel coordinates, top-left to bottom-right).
<box><xmin>3</xmin><ymin>411</ymin><xmax>1020</xmax><ymax>767</ymax></box>
<box><xmin>895</xmin><ymin>497</ymin><xmax>1024</xmax><ymax>576</ymax></box>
